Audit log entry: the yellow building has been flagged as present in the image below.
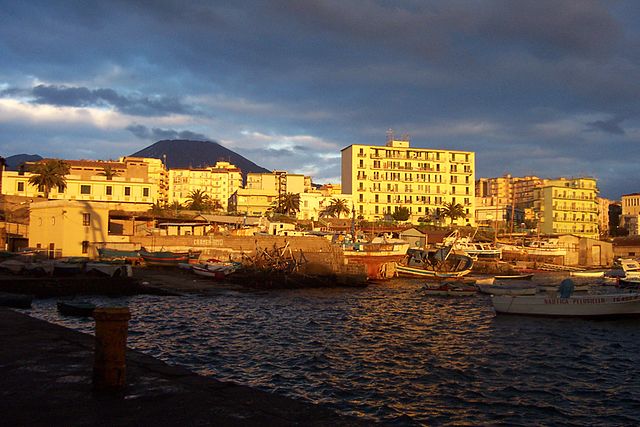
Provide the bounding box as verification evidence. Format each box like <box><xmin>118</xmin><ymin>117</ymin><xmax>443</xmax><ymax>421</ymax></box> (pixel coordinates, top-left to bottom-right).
<box><xmin>245</xmin><ymin>170</ymin><xmax>310</xmax><ymax>194</ymax></box>
<box><xmin>299</xmin><ymin>191</ymin><xmax>352</xmax><ymax>221</ymax></box>
<box><xmin>533</xmin><ymin>177</ymin><xmax>599</xmax><ymax>239</ymax></box>
<box><xmin>2</xmin><ymin>158</ymin><xmax>160</xmax><ymax>207</ymax></box>
<box><xmin>120</xmin><ymin>156</ymin><xmax>169</xmax><ymax>205</ymax></box>
<box><xmin>341</xmin><ymin>136</ymin><xmax>475</xmax><ymax>223</ymax></box>
<box><xmin>228</xmin><ymin>188</ymin><xmax>278</xmax><ymax>216</ymax></box>
<box><xmin>168</xmin><ymin>161</ymin><xmax>242</xmax><ymax>210</ymax></box>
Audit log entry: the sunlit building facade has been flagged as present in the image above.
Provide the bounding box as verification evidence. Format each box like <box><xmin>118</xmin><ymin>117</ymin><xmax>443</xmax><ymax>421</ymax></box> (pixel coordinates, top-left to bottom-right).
<box><xmin>341</xmin><ymin>136</ymin><xmax>475</xmax><ymax>224</ymax></box>
<box><xmin>533</xmin><ymin>177</ymin><xmax>599</xmax><ymax>239</ymax></box>
<box><xmin>1</xmin><ymin>158</ymin><xmax>161</xmax><ymax>207</ymax></box>
<box><xmin>168</xmin><ymin>161</ymin><xmax>242</xmax><ymax>211</ymax></box>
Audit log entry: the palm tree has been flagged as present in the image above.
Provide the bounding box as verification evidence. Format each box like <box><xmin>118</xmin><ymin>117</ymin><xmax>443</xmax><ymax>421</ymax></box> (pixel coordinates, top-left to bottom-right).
<box><xmin>322</xmin><ymin>198</ymin><xmax>351</xmax><ymax>218</ymax></box>
<box><xmin>186</xmin><ymin>189</ymin><xmax>209</xmax><ymax>211</ymax></box>
<box><xmin>274</xmin><ymin>193</ymin><xmax>301</xmax><ymax>216</ymax></box>
<box><xmin>28</xmin><ymin>159</ymin><xmax>70</xmax><ymax>199</ymax></box>
<box><xmin>441</xmin><ymin>202</ymin><xmax>466</xmax><ymax>224</ymax></box>
<box><xmin>98</xmin><ymin>164</ymin><xmax>120</xmax><ymax>180</ymax></box>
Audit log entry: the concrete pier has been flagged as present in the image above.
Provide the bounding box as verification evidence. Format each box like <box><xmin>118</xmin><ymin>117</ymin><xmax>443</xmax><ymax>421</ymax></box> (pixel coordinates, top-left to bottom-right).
<box><xmin>0</xmin><ymin>307</ymin><xmax>368</xmax><ymax>426</ymax></box>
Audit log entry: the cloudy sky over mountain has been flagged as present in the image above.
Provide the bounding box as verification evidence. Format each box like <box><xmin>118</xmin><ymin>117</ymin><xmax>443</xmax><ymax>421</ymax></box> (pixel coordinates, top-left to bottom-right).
<box><xmin>1</xmin><ymin>0</ymin><xmax>639</xmax><ymax>198</ymax></box>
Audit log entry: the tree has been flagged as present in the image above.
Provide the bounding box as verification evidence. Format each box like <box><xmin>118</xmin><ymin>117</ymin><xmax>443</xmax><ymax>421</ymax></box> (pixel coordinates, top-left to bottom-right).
<box><xmin>28</xmin><ymin>159</ymin><xmax>70</xmax><ymax>199</ymax></box>
<box><xmin>441</xmin><ymin>202</ymin><xmax>466</xmax><ymax>224</ymax></box>
<box><xmin>321</xmin><ymin>198</ymin><xmax>351</xmax><ymax>218</ymax></box>
<box><xmin>391</xmin><ymin>206</ymin><xmax>411</xmax><ymax>221</ymax></box>
<box><xmin>186</xmin><ymin>189</ymin><xmax>209</xmax><ymax>211</ymax></box>
<box><xmin>98</xmin><ymin>164</ymin><xmax>120</xmax><ymax>180</ymax></box>
<box><xmin>273</xmin><ymin>193</ymin><xmax>301</xmax><ymax>216</ymax></box>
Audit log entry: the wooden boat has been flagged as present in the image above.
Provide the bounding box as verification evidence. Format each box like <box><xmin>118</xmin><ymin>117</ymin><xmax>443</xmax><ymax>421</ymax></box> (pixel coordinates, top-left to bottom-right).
<box><xmin>473</xmin><ymin>277</ymin><xmax>495</xmax><ymax>285</ymax></box>
<box><xmin>192</xmin><ymin>262</ymin><xmax>240</xmax><ymax>280</ymax></box>
<box><xmin>56</xmin><ymin>301</ymin><xmax>96</xmax><ymax>317</ymax></box>
<box><xmin>85</xmin><ymin>262</ymin><xmax>132</xmax><ymax>277</ymax></box>
<box><xmin>397</xmin><ymin>247</ymin><xmax>473</xmax><ymax>279</ymax></box>
<box><xmin>477</xmin><ymin>283</ymin><xmax>537</xmax><ymax>296</ymax></box>
<box><xmin>97</xmin><ymin>247</ymin><xmax>141</xmax><ymax>263</ymax></box>
<box><xmin>139</xmin><ymin>247</ymin><xmax>202</xmax><ymax>267</ymax></box>
<box><xmin>423</xmin><ymin>282</ymin><xmax>477</xmax><ymax>296</ymax></box>
<box><xmin>0</xmin><ymin>292</ymin><xmax>33</xmax><ymax>308</ymax></box>
<box><xmin>341</xmin><ymin>240</ymin><xmax>410</xmax><ymax>280</ymax></box>
<box><xmin>494</xmin><ymin>273</ymin><xmax>534</xmax><ymax>280</ymax></box>
<box><xmin>492</xmin><ymin>292</ymin><xmax>640</xmax><ymax>317</ymax></box>
<box><xmin>570</xmin><ymin>271</ymin><xmax>606</xmax><ymax>278</ymax></box>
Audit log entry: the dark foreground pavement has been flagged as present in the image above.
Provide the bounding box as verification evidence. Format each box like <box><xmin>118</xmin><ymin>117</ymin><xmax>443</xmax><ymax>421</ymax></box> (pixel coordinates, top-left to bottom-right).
<box><xmin>0</xmin><ymin>307</ymin><xmax>369</xmax><ymax>426</ymax></box>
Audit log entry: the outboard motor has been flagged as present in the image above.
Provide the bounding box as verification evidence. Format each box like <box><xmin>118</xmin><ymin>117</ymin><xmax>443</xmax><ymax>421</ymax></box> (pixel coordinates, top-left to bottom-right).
<box><xmin>559</xmin><ymin>278</ymin><xmax>575</xmax><ymax>298</ymax></box>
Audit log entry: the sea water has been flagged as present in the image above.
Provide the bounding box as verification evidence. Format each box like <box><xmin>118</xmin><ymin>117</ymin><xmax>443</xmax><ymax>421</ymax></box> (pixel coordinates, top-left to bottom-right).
<box><xmin>26</xmin><ymin>278</ymin><xmax>640</xmax><ymax>426</ymax></box>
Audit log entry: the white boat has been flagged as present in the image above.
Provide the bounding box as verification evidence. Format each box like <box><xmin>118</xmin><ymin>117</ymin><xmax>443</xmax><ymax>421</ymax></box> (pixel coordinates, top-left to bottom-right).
<box><xmin>620</xmin><ymin>259</ymin><xmax>640</xmax><ymax>279</ymax></box>
<box><xmin>570</xmin><ymin>270</ymin><xmax>606</xmax><ymax>278</ymax></box>
<box><xmin>500</xmin><ymin>239</ymin><xmax>567</xmax><ymax>257</ymax></box>
<box><xmin>443</xmin><ymin>231</ymin><xmax>502</xmax><ymax>259</ymax></box>
<box><xmin>85</xmin><ymin>262</ymin><xmax>132</xmax><ymax>278</ymax></box>
<box><xmin>492</xmin><ymin>293</ymin><xmax>640</xmax><ymax>316</ymax></box>
<box><xmin>191</xmin><ymin>262</ymin><xmax>240</xmax><ymax>279</ymax></box>
<box><xmin>477</xmin><ymin>283</ymin><xmax>537</xmax><ymax>296</ymax></box>
<box><xmin>473</xmin><ymin>277</ymin><xmax>496</xmax><ymax>285</ymax></box>
<box><xmin>341</xmin><ymin>239</ymin><xmax>410</xmax><ymax>280</ymax></box>
<box><xmin>397</xmin><ymin>247</ymin><xmax>474</xmax><ymax>278</ymax></box>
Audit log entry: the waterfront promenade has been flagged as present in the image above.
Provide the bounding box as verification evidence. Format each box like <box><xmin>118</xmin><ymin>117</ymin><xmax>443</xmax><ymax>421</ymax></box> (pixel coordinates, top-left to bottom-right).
<box><xmin>0</xmin><ymin>307</ymin><xmax>367</xmax><ymax>426</ymax></box>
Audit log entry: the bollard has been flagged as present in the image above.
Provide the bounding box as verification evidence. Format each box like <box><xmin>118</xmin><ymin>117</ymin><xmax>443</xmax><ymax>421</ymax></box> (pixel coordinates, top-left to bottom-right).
<box><xmin>93</xmin><ymin>307</ymin><xmax>131</xmax><ymax>391</ymax></box>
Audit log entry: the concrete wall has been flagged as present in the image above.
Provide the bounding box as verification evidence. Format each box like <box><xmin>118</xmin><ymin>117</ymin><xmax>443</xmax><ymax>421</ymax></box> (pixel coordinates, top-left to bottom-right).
<box><xmin>127</xmin><ymin>234</ymin><xmax>342</xmax><ymax>274</ymax></box>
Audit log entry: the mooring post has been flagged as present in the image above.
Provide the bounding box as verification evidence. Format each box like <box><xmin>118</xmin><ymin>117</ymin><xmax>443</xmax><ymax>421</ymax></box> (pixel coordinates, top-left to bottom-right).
<box><xmin>93</xmin><ymin>307</ymin><xmax>131</xmax><ymax>391</ymax></box>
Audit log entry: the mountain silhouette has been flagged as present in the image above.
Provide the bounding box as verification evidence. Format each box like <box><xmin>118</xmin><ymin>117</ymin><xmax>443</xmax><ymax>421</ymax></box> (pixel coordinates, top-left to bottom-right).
<box><xmin>3</xmin><ymin>154</ymin><xmax>43</xmax><ymax>170</ymax></box>
<box><xmin>130</xmin><ymin>140</ymin><xmax>270</xmax><ymax>177</ymax></box>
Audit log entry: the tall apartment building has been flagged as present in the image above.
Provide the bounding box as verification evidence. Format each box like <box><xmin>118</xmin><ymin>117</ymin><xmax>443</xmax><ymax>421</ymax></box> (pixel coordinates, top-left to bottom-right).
<box><xmin>619</xmin><ymin>193</ymin><xmax>640</xmax><ymax>236</ymax></box>
<box><xmin>1</xmin><ymin>158</ymin><xmax>161</xmax><ymax>206</ymax></box>
<box><xmin>533</xmin><ymin>177</ymin><xmax>599</xmax><ymax>239</ymax></box>
<box><xmin>229</xmin><ymin>171</ymin><xmax>312</xmax><ymax>216</ymax></box>
<box><xmin>341</xmin><ymin>136</ymin><xmax>475</xmax><ymax>223</ymax></box>
<box><xmin>596</xmin><ymin>197</ymin><xmax>613</xmax><ymax>237</ymax></box>
<box><xmin>120</xmin><ymin>157</ymin><xmax>169</xmax><ymax>205</ymax></box>
<box><xmin>168</xmin><ymin>161</ymin><xmax>242</xmax><ymax>210</ymax></box>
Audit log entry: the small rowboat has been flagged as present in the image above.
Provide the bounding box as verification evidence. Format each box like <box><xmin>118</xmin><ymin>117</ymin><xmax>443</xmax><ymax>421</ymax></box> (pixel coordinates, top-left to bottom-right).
<box><xmin>56</xmin><ymin>301</ymin><xmax>96</xmax><ymax>317</ymax></box>
<box><xmin>492</xmin><ymin>293</ymin><xmax>640</xmax><ymax>317</ymax></box>
<box><xmin>570</xmin><ymin>271</ymin><xmax>606</xmax><ymax>278</ymax></box>
<box><xmin>423</xmin><ymin>282</ymin><xmax>477</xmax><ymax>296</ymax></box>
<box><xmin>494</xmin><ymin>273</ymin><xmax>534</xmax><ymax>280</ymax></box>
<box><xmin>139</xmin><ymin>247</ymin><xmax>202</xmax><ymax>267</ymax></box>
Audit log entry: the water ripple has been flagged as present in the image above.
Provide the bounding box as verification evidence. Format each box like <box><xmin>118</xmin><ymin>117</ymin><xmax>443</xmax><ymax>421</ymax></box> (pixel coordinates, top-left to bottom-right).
<box><xmin>25</xmin><ymin>279</ymin><xmax>640</xmax><ymax>426</ymax></box>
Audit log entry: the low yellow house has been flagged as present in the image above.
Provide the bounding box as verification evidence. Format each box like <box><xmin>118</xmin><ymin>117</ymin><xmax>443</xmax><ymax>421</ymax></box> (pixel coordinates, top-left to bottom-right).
<box><xmin>29</xmin><ymin>200</ymin><xmax>112</xmax><ymax>258</ymax></box>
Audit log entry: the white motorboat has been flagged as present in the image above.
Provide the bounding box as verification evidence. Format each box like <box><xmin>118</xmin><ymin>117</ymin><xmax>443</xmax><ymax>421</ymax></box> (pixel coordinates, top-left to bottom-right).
<box><xmin>492</xmin><ymin>292</ymin><xmax>640</xmax><ymax>316</ymax></box>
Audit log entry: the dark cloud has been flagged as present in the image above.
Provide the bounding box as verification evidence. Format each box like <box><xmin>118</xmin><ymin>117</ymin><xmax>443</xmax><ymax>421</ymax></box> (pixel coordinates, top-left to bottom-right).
<box><xmin>31</xmin><ymin>84</ymin><xmax>190</xmax><ymax>117</ymax></box>
<box><xmin>586</xmin><ymin>116</ymin><xmax>626</xmax><ymax>135</ymax></box>
<box><xmin>2</xmin><ymin>0</ymin><xmax>640</xmax><ymax>198</ymax></box>
<box><xmin>126</xmin><ymin>124</ymin><xmax>208</xmax><ymax>141</ymax></box>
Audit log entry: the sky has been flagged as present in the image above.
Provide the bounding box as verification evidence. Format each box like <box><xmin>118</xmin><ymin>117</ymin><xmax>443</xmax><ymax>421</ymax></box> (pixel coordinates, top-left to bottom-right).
<box><xmin>1</xmin><ymin>0</ymin><xmax>639</xmax><ymax>200</ymax></box>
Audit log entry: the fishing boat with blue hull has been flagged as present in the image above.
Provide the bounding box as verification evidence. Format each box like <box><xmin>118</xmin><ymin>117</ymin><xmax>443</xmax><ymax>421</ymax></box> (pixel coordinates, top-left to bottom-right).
<box><xmin>139</xmin><ymin>247</ymin><xmax>202</xmax><ymax>267</ymax></box>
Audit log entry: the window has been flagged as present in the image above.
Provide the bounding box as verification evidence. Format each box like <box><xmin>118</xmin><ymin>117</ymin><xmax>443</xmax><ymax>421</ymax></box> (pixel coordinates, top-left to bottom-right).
<box><xmin>82</xmin><ymin>213</ymin><xmax>90</xmax><ymax>226</ymax></box>
<box><xmin>106</xmin><ymin>186</ymin><xmax>112</xmax><ymax>196</ymax></box>
<box><xmin>124</xmin><ymin>187</ymin><xmax>131</xmax><ymax>196</ymax></box>
<box><xmin>80</xmin><ymin>185</ymin><xmax>91</xmax><ymax>194</ymax></box>
<box><xmin>57</xmin><ymin>185</ymin><xmax>64</xmax><ymax>193</ymax></box>
<box><xmin>143</xmin><ymin>187</ymin><xmax>149</xmax><ymax>197</ymax></box>
<box><xmin>81</xmin><ymin>241</ymin><xmax>89</xmax><ymax>254</ymax></box>
<box><xmin>17</xmin><ymin>182</ymin><xmax>24</xmax><ymax>192</ymax></box>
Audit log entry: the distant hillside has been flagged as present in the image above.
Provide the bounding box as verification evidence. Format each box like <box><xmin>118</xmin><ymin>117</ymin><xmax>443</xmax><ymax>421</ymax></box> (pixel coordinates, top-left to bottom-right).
<box><xmin>3</xmin><ymin>154</ymin><xmax>43</xmax><ymax>170</ymax></box>
<box><xmin>130</xmin><ymin>140</ymin><xmax>270</xmax><ymax>176</ymax></box>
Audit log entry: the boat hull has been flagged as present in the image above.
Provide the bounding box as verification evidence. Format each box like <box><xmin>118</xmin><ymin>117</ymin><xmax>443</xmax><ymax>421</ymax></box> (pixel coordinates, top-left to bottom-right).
<box><xmin>477</xmin><ymin>284</ymin><xmax>537</xmax><ymax>296</ymax></box>
<box><xmin>397</xmin><ymin>264</ymin><xmax>471</xmax><ymax>278</ymax></box>
<box><xmin>492</xmin><ymin>293</ymin><xmax>640</xmax><ymax>316</ymax></box>
<box><xmin>57</xmin><ymin>301</ymin><xmax>96</xmax><ymax>317</ymax></box>
<box><xmin>342</xmin><ymin>242</ymin><xmax>409</xmax><ymax>280</ymax></box>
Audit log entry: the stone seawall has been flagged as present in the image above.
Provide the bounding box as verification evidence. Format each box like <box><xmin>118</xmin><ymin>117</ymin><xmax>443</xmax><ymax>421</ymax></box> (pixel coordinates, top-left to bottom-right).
<box><xmin>129</xmin><ymin>235</ymin><xmax>349</xmax><ymax>276</ymax></box>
